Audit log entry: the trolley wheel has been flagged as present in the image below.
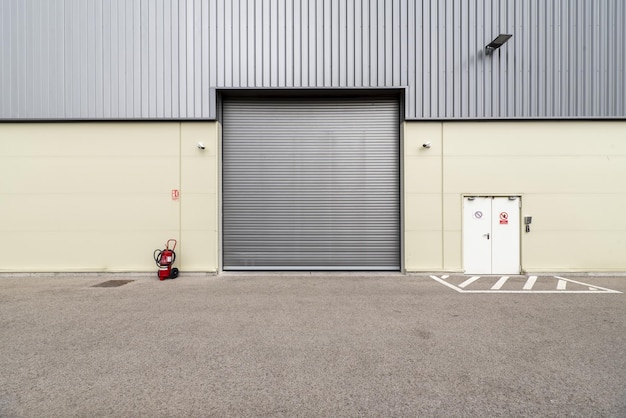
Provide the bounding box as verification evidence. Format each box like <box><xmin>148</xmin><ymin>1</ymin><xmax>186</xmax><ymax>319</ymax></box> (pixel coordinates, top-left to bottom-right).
<box><xmin>170</xmin><ymin>268</ymin><xmax>179</xmax><ymax>279</ymax></box>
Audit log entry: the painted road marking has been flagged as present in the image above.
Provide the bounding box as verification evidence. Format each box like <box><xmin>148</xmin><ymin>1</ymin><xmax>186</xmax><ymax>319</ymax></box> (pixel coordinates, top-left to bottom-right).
<box><xmin>458</xmin><ymin>276</ymin><xmax>481</xmax><ymax>288</ymax></box>
<box><xmin>523</xmin><ymin>276</ymin><xmax>538</xmax><ymax>290</ymax></box>
<box><xmin>491</xmin><ymin>276</ymin><xmax>510</xmax><ymax>290</ymax></box>
<box><xmin>429</xmin><ymin>275</ymin><xmax>621</xmax><ymax>294</ymax></box>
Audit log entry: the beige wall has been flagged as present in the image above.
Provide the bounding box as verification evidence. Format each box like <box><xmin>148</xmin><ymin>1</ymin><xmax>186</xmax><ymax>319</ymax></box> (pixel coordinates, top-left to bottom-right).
<box><xmin>404</xmin><ymin>120</ymin><xmax>626</xmax><ymax>273</ymax></box>
<box><xmin>403</xmin><ymin>122</ymin><xmax>443</xmax><ymax>271</ymax></box>
<box><xmin>0</xmin><ymin>122</ymin><xmax>219</xmax><ymax>272</ymax></box>
<box><xmin>3</xmin><ymin>120</ymin><xmax>625</xmax><ymax>273</ymax></box>
<box><xmin>180</xmin><ymin>123</ymin><xmax>220</xmax><ymax>271</ymax></box>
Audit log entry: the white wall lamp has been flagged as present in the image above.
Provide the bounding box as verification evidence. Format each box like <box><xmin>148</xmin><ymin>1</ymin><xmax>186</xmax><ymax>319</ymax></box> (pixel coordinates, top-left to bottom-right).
<box><xmin>197</xmin><ymin>142</ymin><xmax>206</xmax><ymax>150</ymax></box>
<box><xmin>485</xmin><ymin>34</ymin><xmax>512</xmax><ymax>55</ymax></box>
<box><xmin>422</xmin><ymin>142</ymin><xmax>431</xmax><ymax>149</ymax></box>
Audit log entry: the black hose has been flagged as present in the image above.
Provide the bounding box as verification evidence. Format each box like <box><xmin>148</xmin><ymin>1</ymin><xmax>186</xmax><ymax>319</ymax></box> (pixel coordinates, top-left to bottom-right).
<box><xmin>153</xmin><ymin>249</ymin><xmax>176</xmax><ymax>266</ymax></box>
<box><xmin>153</xmin><ymin>249</ymin><xmax>162</xmax><ymax>266</ymax></box>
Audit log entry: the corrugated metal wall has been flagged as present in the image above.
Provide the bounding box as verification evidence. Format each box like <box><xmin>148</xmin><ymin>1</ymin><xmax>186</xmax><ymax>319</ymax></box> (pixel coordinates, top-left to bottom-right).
<box><xmin>1</xmin><ymin>0</ymin><xmax>625</xmax><ymax>120</ymax></box>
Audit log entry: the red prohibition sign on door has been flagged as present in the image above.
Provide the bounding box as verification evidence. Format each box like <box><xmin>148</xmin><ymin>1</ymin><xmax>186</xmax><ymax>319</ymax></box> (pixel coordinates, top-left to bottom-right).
<box><xmin>499</xmin><ymin>212</ymin><xmax>508</xmax><ymax>225</ymax></box>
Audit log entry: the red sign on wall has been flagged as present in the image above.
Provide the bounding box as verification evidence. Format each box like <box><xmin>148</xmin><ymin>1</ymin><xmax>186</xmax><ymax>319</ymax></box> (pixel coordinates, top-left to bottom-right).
<box><xmin>171</xmin><ymin>189</ymin><xmax>180</xmax><ymax>200</ymax></box>
<box><xmin>499</xmin><ymin>212</ymin><xmax>508</xmax><ymax>224</ymax></box>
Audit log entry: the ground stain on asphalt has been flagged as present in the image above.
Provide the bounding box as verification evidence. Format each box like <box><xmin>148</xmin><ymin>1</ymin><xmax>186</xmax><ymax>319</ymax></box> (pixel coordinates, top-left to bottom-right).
<box><xmin>92</xmin><ymin>280</ymin><xmax>135</xmax><ymax>288</ymax></box>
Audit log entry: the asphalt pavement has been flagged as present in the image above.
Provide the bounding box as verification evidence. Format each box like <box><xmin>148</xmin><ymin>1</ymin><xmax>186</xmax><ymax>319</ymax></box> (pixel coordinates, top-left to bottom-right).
<box><xmin>1</xmin><ymin>272</ymin><xmax>625</xmax><ymax>417</ymax></box>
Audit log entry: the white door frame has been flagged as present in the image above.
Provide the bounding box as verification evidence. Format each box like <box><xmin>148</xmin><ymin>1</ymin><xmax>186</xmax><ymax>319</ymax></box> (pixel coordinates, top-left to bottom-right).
<box><xmin>463</xmin><ymin>195</ymin><xmax>521</xmax><ymax>275</ymax></box>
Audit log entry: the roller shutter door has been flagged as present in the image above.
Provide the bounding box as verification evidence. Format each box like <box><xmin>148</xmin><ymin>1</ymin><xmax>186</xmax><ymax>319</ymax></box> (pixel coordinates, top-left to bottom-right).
<box><xmin>222</xmin><ymin>96</ymin><xmax>400</xmax><ymax>270</ymax></box>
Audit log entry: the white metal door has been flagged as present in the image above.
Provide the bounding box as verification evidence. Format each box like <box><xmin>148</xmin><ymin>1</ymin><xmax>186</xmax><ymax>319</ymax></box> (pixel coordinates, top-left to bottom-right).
<box><xmin>463</xmin><ymin>196</ymin><xmax>520</xmax><ymax>274</ymax></box>
<box><xmin>463</xmin><ymin>197</ymin><xmax>492</xmax><ymax>274</ymax></box>
<box><xmin>491</xmin><ymin>197</ymin><xmax>520</xmax><ymax>274</ymax></box>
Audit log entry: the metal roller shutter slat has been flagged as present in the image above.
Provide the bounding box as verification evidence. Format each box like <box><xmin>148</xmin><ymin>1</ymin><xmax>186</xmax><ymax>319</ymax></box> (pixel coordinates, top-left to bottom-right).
<box><xmin>222</xmin><ymin>96</ymin><xmax>400</xmax><ymax>270</ymax></box>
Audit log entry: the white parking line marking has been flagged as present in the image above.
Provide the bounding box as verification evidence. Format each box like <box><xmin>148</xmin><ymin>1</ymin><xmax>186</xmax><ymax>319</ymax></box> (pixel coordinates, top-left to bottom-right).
<box><xmin>523</xmin><ymin>276</ymin><xmax>538</xmax><ymax>290</ymax></box>
<box><xmin>553</xmin><ymin>276</ymin><xmax>620</xmax><ymax>293</ymax></box>
<box><xmin>458</xmin><ymin>276</ymin><xmax>481</xmax><ymax>288</ymax></box>
<box><xmin>441</xmin><ymin>275</ymin><xmax>449</xmax><ymax>280</ymax></box>
<box><xmin>427</xmin><ymin>275</ymin><xmax>621</xmax><ymax>294</ymax></box>
<box><xmin>491</xmin><ymin>276</ymin><xmax>510</xmax><ymax>290</ymax></box>
<box><xmin>429</xmin><ymin>276</ymin><xmax>464</xmax><ymax>293</ymax></box>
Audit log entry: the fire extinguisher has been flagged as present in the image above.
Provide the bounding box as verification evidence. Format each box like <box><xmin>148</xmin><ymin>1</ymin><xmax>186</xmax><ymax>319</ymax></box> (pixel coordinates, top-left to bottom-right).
<box><xmin>153</xmin><ymin>239</ymin><xmax>179</xmax><ymax>280</ymax></box>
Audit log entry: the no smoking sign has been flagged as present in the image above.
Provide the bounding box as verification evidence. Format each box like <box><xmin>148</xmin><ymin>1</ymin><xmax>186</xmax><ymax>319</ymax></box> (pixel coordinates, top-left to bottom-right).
<box><xmin>499</xmin><ymin>212</ymin><xmax>508</xmax><ymax>225</ymax></box>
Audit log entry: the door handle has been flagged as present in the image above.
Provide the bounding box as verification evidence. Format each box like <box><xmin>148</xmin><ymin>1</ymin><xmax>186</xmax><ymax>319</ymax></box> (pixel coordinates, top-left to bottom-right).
<box><xmin>483</xmin><ymin>233</ymin><xmax>490</xmax><ymax>240</ymax></box>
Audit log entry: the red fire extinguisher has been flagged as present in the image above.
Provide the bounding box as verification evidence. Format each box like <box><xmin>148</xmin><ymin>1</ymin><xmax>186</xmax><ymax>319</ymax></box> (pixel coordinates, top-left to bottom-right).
<box><xmin>153</xmin><ymin>239</ymin><xmax>179</xmax><ymax>280</ymax></box>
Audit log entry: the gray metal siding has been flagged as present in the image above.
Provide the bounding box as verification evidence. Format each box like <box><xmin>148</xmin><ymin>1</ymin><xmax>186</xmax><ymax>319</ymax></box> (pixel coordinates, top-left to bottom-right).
<box><xmin>1</xmin><ymin>0</ymin><xmax>625</xmax><ymax>120</ymax></box>
<box><xmin>222</xmin><ymin>96</ymin><xmax>400</xmax><ymax>270</ymax></box>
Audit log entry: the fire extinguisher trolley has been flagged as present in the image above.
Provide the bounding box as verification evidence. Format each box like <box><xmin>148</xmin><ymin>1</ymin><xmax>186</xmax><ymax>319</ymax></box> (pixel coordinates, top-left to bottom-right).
<box><xmin>153</xmin><ymin>239</ymin><xmax>179</xmax><ymax>280</ymax></box>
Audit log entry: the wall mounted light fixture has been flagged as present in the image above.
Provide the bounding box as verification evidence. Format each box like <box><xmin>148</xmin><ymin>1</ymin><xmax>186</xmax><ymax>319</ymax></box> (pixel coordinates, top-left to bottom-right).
<box><xmin>485</xmin><ymin>34</ymin><xmax>512</xmax><ymax>55</ymax></box>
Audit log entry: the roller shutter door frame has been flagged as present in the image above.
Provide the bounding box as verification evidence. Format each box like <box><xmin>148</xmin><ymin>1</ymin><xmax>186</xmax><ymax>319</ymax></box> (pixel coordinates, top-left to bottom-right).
<box><xmin>222</xmin><ymin>95</ymin><xmax>400</xmax><ymax>271</ymax></box>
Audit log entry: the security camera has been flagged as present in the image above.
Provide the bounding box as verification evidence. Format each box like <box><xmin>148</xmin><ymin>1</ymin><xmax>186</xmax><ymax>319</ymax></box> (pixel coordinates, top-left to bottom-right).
<box><xmin>197</xmin><ymin>142</ymin><xmax>205</xmax><ymax>150</ymax></box>
<box><xmin>422</xmin><ymin>142</ymin><xmax>431</xmax><ymax>149</ymax></box>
